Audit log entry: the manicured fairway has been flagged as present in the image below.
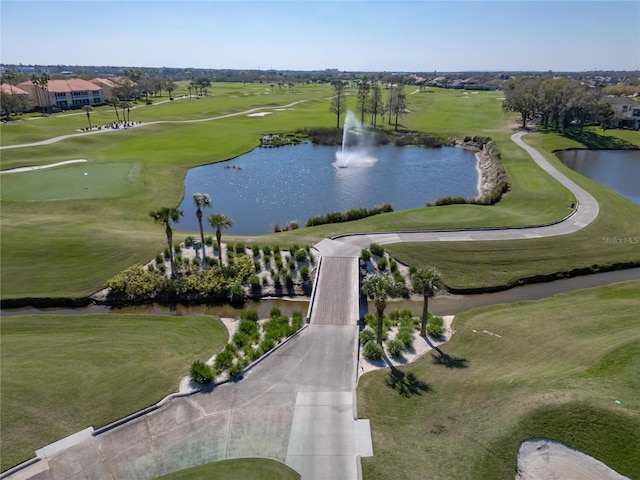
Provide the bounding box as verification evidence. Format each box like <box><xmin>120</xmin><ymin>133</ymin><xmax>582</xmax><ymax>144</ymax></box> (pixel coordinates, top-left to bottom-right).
<box><xmin>358</xmin><ymin>280</ymin><xmax>640</xmax><ymax>480</ymax></box>
<box><xmin>154</xmin><ymin>458</ymin><xmax>300</xmax><ymax>480</ymax></box>
<box><xmin>0</xmin><ymin>314</ymin><xmax>227</xmax><ymax>471</ymax></box>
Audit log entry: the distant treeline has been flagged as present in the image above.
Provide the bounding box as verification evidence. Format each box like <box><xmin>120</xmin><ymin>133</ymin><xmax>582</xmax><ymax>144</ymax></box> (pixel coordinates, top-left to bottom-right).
<box><xmin>305</xmin><ymin>204</ymin><xmax>393</xmax><ymax>227</ymax></box>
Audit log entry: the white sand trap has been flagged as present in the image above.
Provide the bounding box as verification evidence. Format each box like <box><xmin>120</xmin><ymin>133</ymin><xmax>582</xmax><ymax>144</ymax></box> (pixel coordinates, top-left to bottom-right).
<box><xmin>516</xmin><ymin>439</ymin><xmax>630</xmax><ymax>480</ymax></box>
<box><xmin>247</xmin><ymin>112</ymin><xmax>273</xmax><ymax>117</ymax></box>
<box><xmin>496</xmin><ymin>97</ymin><xmax>506</xmax><ymax>100</ymax></box>
<box><xmin>0</xmin><ymin>159</ymin><xmax>88</xmax><ymax>174</ymax></box>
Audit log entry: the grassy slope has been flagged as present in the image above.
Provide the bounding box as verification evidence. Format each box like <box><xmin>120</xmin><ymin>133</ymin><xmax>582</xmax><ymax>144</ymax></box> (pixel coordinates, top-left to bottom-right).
<box><xmin>358</xmin><ymin>280</ymin><xmax>640</xmax><ymax>480</ymax></box>
<box><xmin>0</xmin><ymin>314</ymin><xmax>227</xmax><ymax>471</ymax></box>
<box><xmin>154</xmin><ymin>458</ymin><xmax>300</xmax><ymax>480</ymax></box>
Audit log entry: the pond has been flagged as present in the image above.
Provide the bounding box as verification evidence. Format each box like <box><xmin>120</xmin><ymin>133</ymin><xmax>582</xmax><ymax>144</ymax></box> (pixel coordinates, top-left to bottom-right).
<box><xmin>178</xmin><ymin>143</ymin><xmax>479</xmax><ymax>235</ymax></box>
<box><xmin>556</xmin><ymin>149</ymin><xmax>640</xmax><ymax>205</ymax></box>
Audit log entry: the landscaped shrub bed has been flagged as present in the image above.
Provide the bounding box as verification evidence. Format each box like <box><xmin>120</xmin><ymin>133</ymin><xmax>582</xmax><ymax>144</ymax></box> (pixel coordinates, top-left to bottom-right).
<box><xmin>305</xmin><ymin>203</ymin><xmax>393</xmax><ymax>227</ymax></box>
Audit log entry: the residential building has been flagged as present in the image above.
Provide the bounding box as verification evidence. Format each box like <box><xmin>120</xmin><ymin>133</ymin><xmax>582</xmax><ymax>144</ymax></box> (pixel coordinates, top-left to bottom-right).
<box><xmin>17</xmin><ymin>78</ymin><xmax>104</xmax><ymax>110</ymax></box>
<box><xmin>89</xmin><ymin>78</ymin><xmax>118</xmax><ymax>100</ymax></box>
<box><xmin>604</xmin><ymin>96</ymin><xmax>640</xmax><ymax>130</ymax></box>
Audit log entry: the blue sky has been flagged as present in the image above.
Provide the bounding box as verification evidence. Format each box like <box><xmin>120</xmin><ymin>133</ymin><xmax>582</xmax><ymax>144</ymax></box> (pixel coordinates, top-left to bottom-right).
<box><xmin>1</xmin><ymin>1</ymin><xmax>639</xmax><ymax>72</ymax></box>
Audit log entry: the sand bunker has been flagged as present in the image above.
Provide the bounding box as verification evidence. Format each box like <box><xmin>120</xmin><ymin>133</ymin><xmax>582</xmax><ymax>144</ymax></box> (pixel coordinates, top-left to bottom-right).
<box><xmin>247</xmin><ymin>112</ymin><xmax>273</xmax><ymax>117</ymax></box>
<box><xmin>516</xmin><ymin>439</ymin><xmax>629</xmax><ymax>480</ymax></box>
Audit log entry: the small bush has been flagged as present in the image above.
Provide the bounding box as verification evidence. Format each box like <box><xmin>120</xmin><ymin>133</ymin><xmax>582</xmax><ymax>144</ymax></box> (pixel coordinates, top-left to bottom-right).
<box><xmin>249</xmin><ymin>274</ymin><xmax>261</xmax><ymax>288</ymax></box>
<box><xmin>239</xmin><ymin>319</ymin><xmax>259</xmax><ymax>339</ymax></box>
<box><xmin>386</xmin><ymin>339</ymin><xmax>405</xmax><ymax>357</ymax></box>
<box><xmin>295</xmin><ymin>249</ymin><xmax>307</xmax><ymax>262</ymax></box>
<box><xmin>359</xmin><ymin>328</ymin><xmax>376</xmax><ymax>345</ymax></box>
<box><xmin>190</xmin><ymin>360</ymin><xmax>214</xmax><ymax>384</ymax></box>
<box><xmin>377</xmin><ymin>257</ymin><xmax>388</xmax><ymax>271</ymax></box>
<box><xmin>270</xmin><ymin>307</ymin><xmax>282</xmax><ymax>318</ymax></box>
<box><xmin>363</xmin><ymin>313</ymin><xmax>377</xmax><ymax>331</ymax></box>
<box><xmin>241</xmin><ymin>309</ymin><xmax>259</xmax><ymax>322</ymax></box>
<box><xmin>205</xmin><ymin>236</ymin><xmax>213</xmax><ymax>245</ymax></box>
<box><xmin>164</xmin><ymin>247</ymin><xmax>170</xmax><ymax>259</ymax></box>
<box><xmin>291</xmin><ymin>311</ymin><xmax>304</xmax><ymax>330</ymax></box>
<box><xmin>363</xmin><ymin>341</ymin><xmax>384</xmax><ymax>360</ymax></box>
<box><xmin>155</xmin><ymin>253</ymin><xmax>164</xmax><ymax>264</ymax></box>
<box><xmin>370</xmin><ymin>243</ymin><xmax>385</xmax><ymax>257</ymax></box>
<box><xmin>427</xmin><ymin>323</ymin><xmax>445</xmax><ymax>338</ymax></box>
<box><xmin>260</xmin><ymin>337</ymin><xmax>276</xmax><ymax>352</ymax></box>
<box><xmin>184</xmin><ymin>236</ymin><xmax>195</xmax><ymax>247</ymax></box>
<box><xmin>247</xmin><ymin>347</ymin><xmax>262</xmax><ymax>361</ymax></box>
<box><xmin>214</xmin><ymin>349</ymin><xmax>235</xmax><ymax>371</ymax></box>
<box><xmin>232</xmin><ymin>332</ymin><xmax>251</xmax><ymax>350</ymax></box>
<box><xmin>361</xmin><ymin>249</ymin><xmax>371</xmax><ymax>261</ymax></box>
<box><xmin>174</xmin><ymin>244</ymin><xmax>181</xmax><ymax>254</ymax></box>
<box><xmin>396</xmin><ymin>328</ymin><xmax>414</xmax><ymax>349</ymax></box>
<box><xmin>300</xmin><ymin>265</ymin><xmax>310</xmax><ymax>280</ymax></box>
<box><xmin>228</xmin><ymin>362</ymin><xmax>244</xmax><ymax>378</ymax></box>
<box><xmin>251</xmin><ymin>244</ymin><xmax>261</xmax><ymax>256</ymax></box>
<box><xmin>235</xmin><ymin>243</ymin><xmax>245</xmax><ymax>254</ymax></box>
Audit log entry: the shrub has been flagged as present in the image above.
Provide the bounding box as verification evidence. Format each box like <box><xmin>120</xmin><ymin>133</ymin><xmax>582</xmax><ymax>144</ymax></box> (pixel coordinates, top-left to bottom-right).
<box><xmin>251</xmin><ymin>244</ymin><xmax>261</xmax><ymax>256</ymax></box>
<box><xmin>249</xmin><ymin>274</ymin><xmax>261</xmax><ymax>288</ymax></box>
<box><xmin>174</xmin><ymin>244</ymin><xmax>182</xmax><ymax>254</ymax></box>
<box><xmin>262</xmin><ymin>245</ymin><xmax>272</xmax><ymax>255</ymax></box>
<box><xmin>291</xmin><ymin>311</ymin><xmax>304</xmax><ymax>330</ymax></box>
<box><xmin>260</xmin><ymin>337</ymin><xmax>276</xmax><ymax>352</ymax></box>
<box><xmin>386</xmin><ymin>339</ymin><xmax>405</xmax><ymax>357</ymax></box>
<box><xmin>184</xmin><ymin>236</ymin><xmax>195</xmax><ymax>247</ymax></box>
<box><xmin>239</xmin><ymin>319</ymin><xmax>259</xmax><ymax>340</ymax></box>
<box><xmin>363</xmin><ymin>341</ymin><xmax>384</xmax><ymax>360</ymax></box>
<box><xmin>273</xmin><ymin>245</ymin><xmax>280</xmax><ymax>253</ymax></box>
<box><xmin>377</xmin><ymin>257</ymin><xmax>388</xmax><ymax>271</ymax></box>
<box><xmin>190</xmin><ymin>360</ymin><xmax>214</xmax><ymax>385</ymax></box>
<box><xmin>214</xmin><ymin>349</ymin><xmax>235</xmax><ymax>371</ymax></box>
<box><xmin>163</xmin><ymin>247</ymin><xmax>170</xmax><ymax>259</ymax></box>
<box><xmin>247</xmin><ymin>347</ymin><xmax>262</xmax><ymax>361</ymax></box>
<box><xmin>232</xmin><ymin>332</ymin><xmax>251</xmax><ymax>350</ymax></box>
<box><xmin>228</xmin><ymin>362</ymin><xmax>244</xmax><ymax>378</ymax></box>
<box><xmin>205</xmin><ymin>236</ymin><xmax>213</xmax><ymax>245</ymax></box>
<box><xmin>396</xmin><ymin>327</ymin><xmax>414</xmax><ymax>349</ymax></box>
<box><xmin>193</xmin><ymin>257</ymin><xmax>201</xmax><ymax>267</ymax></box>
<box><xmin>363</xmin><ymin>313</ymin><xmax>377</xmax><ymax>331</ymax></box>
<box><xmin>361</xmin><ymin>249</ymin><xmax>371</xmax><ymax>261</ymax></box>
<box><xmin>389</xmin><ymin>259</ymin><xmax>397</xmax><ymax>272</ymax></box>
<box><xmin>241</xmin><ymin>309</ymin><xmax>259</xmax><ymax>323</ymax></box>
<box><xmin>370</xmin><ymin>243</ymin><xmax>385</xmax><ymax>257</ymax></box>
<box><xmin>235</xmin><ymin>243</ymin><xmax>245</xmax><ymax>254</ymax></box>
<box><xmin>270</xmin><ymin>307</ymin><xmax>282</xmax><ymax>318</ymax></box>
<box><xmin>359</xmin><ymin>328</ymin><xmax>376</xmax><ymax>345</ymax></box>
<box><xmin>300</xmin><ymin>265</ymin><xmax>310</xmax><ymax>280</ymax></box>
<box><xmin>427</xmin><ymin>323</ymin><xmax>445</xmax><ymax>338</ymax></box>
<box><xmin>295</xmin><ymin>249</ymin><xmax>307</xmax><ymax>262</ymax></box>
<box><xmin>155</xmin><ymin>253</ymin><xmax>164</xmax><ymax>264</ymax></box>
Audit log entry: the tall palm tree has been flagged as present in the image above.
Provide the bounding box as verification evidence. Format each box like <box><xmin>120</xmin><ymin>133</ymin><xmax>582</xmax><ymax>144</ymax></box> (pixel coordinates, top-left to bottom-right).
<box><xmin>149</xmin><ymin>207</ymin><xmax>183</xmax><ymax>278</ymax></box>
<box><xmin>84</xmin><ymin>105</ymin><xmax>93</xmax><ymax>129</ymax></box>
<box><xmin>207</xmin><ymin>213</ymin><xmax>233</xmax><ymax>266</ymax></box>
<box><xmin>192</xmin><ymin>193</ymin><xmax>211</xmax><ymax>261</ymax></box>
<box><xmin>361</xmin><ymin>272</ymin><xmax>402</xmax><ymax>345</ymax></box>
<box><xmin>411</xmin><ymin>267</ymin><xmax>444</xmax><ymax>337</ymax></box>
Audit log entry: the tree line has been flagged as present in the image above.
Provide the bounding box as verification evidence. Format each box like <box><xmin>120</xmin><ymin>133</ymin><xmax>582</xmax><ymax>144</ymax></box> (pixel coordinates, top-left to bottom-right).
<box><xmin>502</xmin><ymin>76</ymin><xmax>620</xmax><ymax>132</ymax></box>
<box><xmin>330</xmin><ymin>79</ymin><xmax>409</xmax><ymax>131</ymax></box>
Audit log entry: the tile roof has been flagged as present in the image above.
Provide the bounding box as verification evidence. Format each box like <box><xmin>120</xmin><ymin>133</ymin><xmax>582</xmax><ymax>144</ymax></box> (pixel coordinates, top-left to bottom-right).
<box><xmin>0</xmin><ymin>83</ymin><xmax>30</xmax><ymax>95</ymax></box>
<box><xmin>18</xmin><ymin>78</ymin><xmax>101</xmax><ymax>93</ymax></box>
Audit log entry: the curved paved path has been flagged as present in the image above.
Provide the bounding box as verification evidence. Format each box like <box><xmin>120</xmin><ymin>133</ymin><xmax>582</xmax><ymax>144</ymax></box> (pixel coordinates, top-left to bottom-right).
<box><xmin>2</xmin><ymin>132</ymin><xmax>602</xmax><ymax>480</ymax></box>
<box><xmin>315</xmin><ymin>131</ymin><xmax>599</xmax><ymax>256</ymax></box>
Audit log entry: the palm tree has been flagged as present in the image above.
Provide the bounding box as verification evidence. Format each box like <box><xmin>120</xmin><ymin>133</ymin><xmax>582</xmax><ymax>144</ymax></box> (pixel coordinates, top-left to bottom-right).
<box><xmin>192</xmin><ymin>193</ymin><xmax>211</xmax><ymax>261</ymax></box>
<box><xmin>361</xmin><ymin>272</ymin><xmax>402</xmax><ymax>345</ymax></box>
<box><xmin>149</xmin><ymin>207</ymin><xmax>183</xmax><ymax>278</ymax></box>
<box><xmin>207</xmin><ymin>213</ymin><xmax>233</xmax><ymax>266</ymax></box>
<box><xmin>84</xmin><ymin>105</ymin><xmax>93</xmax><ymax>129</ymax></box>
<box><xmin>411</xmin><ymin>267</ymin><xmax>444</xmax><ymax>337</ymax></box>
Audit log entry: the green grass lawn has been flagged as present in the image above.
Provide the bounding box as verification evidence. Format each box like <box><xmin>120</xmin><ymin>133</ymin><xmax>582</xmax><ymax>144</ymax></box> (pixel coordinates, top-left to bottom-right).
<box><xmin>154</xmin><ymin>458</ymin><xmax>300</xmax><ymax>480</ymax></box>
<box><xmin>0</xmin><ymin>314</ymin><xmax>228</xmax><ymax>471</ymax></box>
<box><xmin>358</xmin><ymin>280</ymin><xmax>640</xmax><ymax>480</ymax></box>
<box><xmin>1</xmin><ymin>86</ymin><xmax>639</xmax><ymax>299</ymax></box>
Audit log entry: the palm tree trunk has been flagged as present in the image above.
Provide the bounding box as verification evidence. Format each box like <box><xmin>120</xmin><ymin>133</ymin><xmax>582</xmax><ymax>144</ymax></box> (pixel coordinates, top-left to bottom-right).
<box><xmin>166</xmin><ymin>224</ymin><xmax>174</xmax><ymax>278</ymax></box>
<box><xmin>196</xmin><ymin>209</ymin><xmax>206</xmax><ymax>261</ymax></box>
<box><xmin>216</xmin><ymin>229</ymin><xmax>222</xmax><ymax>266</ymax></box>
<box><xmin>420</xmin><ymin>294</ymin><xmax>429</xmax><ymax>337</ymax></box>
<box><xmin>376</xmin><ymin>306</ymin><xmax>385</xmax><ymax>345</ymax></box>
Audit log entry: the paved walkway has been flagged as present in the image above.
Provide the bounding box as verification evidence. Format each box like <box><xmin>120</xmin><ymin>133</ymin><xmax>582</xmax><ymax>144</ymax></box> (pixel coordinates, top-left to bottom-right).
<box><xmin>2</xmin><ymin>131</ymin><xmax>602</xmax><ymax>480</ymax></box>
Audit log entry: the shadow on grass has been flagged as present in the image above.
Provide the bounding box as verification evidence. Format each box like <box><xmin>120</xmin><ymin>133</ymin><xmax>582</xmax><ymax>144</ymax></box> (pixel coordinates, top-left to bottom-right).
<box><xmin>563</xmin><ymin>128</ymin><xmax>638</xmax><ymax>150</ymax></box>
<box><xmin>384</xmin><ymin>355</ymin><xmax>430</xmax><ymax>398</ymax></box>
<box><xmin>422</xmin><ymin>335</ymin><xmax>469</xmax><ymax>369</ymax></box>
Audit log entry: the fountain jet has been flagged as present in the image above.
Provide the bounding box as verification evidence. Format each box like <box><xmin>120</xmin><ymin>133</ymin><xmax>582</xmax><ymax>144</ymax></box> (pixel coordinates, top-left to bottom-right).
<box><xmin>333</xmin><ymin>110</ymin><xmax>377</xmax><ymax>168</ymax></box>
